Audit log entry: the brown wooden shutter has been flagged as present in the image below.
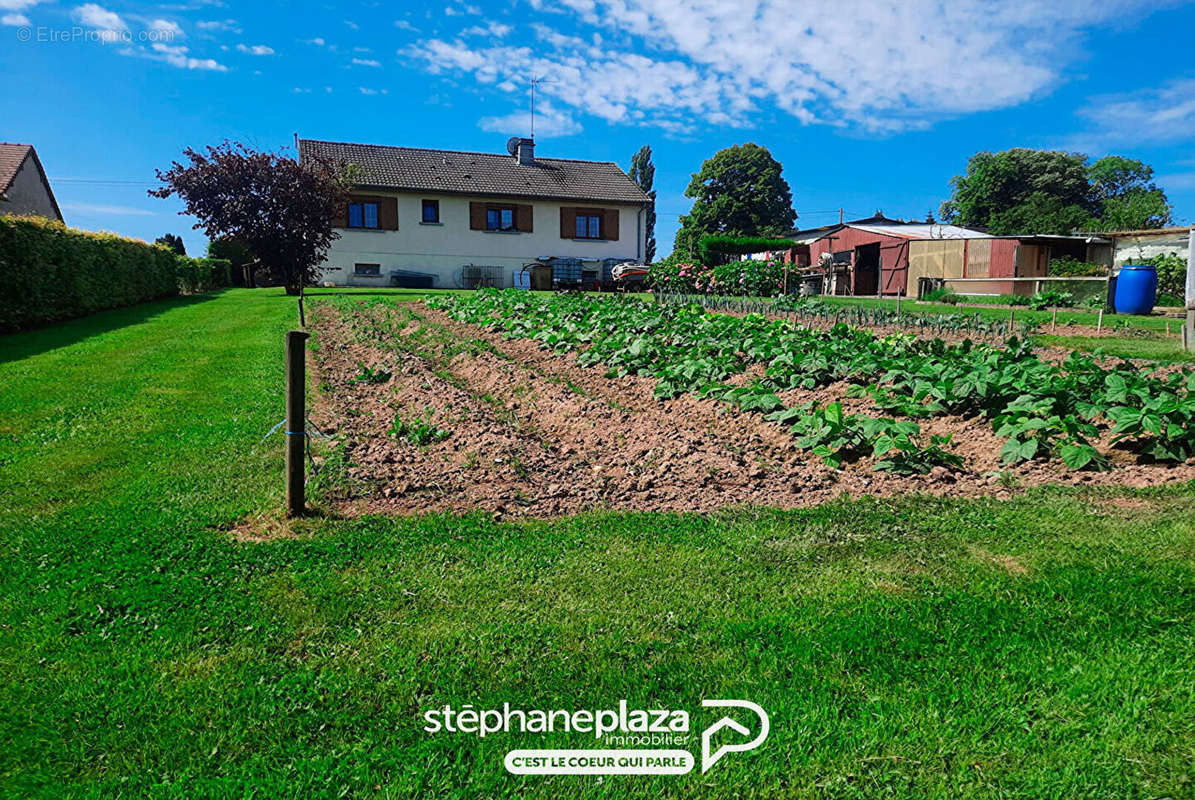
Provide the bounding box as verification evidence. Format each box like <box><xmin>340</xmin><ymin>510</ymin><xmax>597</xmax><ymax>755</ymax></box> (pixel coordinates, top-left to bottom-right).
<box><xmin>559</xmin><ymin>206</ymin><xmax>575</xmax><ymax>238</ymax></box>
<box><xmin>604</xmin><ymin>208</ymin><xmax>619</xmax><ymax>241</ymax></box>
<box><xmin>516</xmin><ymin>204</ymin><xmax>533</xmax><ymax>233</ymax></box>
<box><xmin>469</xmin><ymin>202</ymin><xmax>486</xmax><ymax>231</ymax></box>
<box><xmin>379</xmin><ymin>197</ymin><xmax>398</xmax><ymax>230</ymax></box>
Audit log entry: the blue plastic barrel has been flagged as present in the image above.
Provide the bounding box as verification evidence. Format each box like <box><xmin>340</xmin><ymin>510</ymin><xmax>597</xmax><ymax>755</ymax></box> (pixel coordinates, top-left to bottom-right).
<box><xmin>1113</xmin><ymin>264</ymin><xmax>1157</xmax><ymax>315</ymax></box>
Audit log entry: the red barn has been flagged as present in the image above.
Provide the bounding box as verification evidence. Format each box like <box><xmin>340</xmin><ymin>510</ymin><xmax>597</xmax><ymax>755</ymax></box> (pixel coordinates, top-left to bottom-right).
<box><xmin>795</xmin><ymin>217</ymin><xmax>988</xmax><ymax>296</ymax></box>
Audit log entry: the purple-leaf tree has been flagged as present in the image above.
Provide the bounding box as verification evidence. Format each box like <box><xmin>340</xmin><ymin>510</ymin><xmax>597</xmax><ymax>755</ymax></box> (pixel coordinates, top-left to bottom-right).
<box><xmin>150</xmin><ymin>141</ymin><xmax>353</xmax><ymax>325</ymax></box>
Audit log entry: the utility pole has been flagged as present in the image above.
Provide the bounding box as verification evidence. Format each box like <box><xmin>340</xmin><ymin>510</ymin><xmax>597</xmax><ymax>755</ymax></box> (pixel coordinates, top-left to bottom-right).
<box><xmin>1185</xmin><ymin>224</ymin><xmax>1195</xmax><ymax>351</ymax></box>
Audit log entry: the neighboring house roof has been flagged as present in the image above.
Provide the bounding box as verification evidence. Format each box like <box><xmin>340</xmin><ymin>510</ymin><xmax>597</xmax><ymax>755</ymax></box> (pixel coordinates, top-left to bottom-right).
<box><xmin>298</xmin><ymin>138</ymin><xmax>650</xmax><ymax>205</ymax></box>
<box><xmin>1088</xmin><ymin>226</ymin><xmax>1191</xmax><ymax>238</ymax></box>
<box><xmin>794</xmin><ymin>220</ymin><xmax>988</xmax><ymax>244</ymax></box>
<box><xmin>850</xmin><ymin>223</ymin><xmax>989</xmax><ymax>240</ymax></box>
<box><xmin>787</xmin><ymin>213</ymin><xmax>901</xmax><ymax>241</ymax></box>
<box><xmin>0</xmin><ymin>142</ymin><xmax>63</xmax><ymax>221</ymax></box>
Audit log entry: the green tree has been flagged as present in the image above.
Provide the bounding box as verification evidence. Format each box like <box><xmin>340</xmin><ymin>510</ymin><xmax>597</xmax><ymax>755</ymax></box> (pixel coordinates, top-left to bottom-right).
<box><xmin>940</xmin><ymin>149</ymin><xmax>1094</xmax><ymax>234</ymax></box>
<box><xmin>674</xmin><ymin>143</ymin><xmax>796</xmax><ymax>259</ymax></box>
<box><xmin>628</xmin><ymin>145</ymin><xmax>657</xmax><ymax>263</ymax></box>
<box><xmin>154</xmin><ymin>233</ymin><xmax>186</xmax><ymax>255</ymax></box>
<box><xmin>941</xmin><ymin>148</ymin><xmax>1173</xmax><ymax>235</ymax></box>
<box><xmin>1088</xmin><ymin>156</ymin><xmax>1172</xmax><ymax>230</ymax></box>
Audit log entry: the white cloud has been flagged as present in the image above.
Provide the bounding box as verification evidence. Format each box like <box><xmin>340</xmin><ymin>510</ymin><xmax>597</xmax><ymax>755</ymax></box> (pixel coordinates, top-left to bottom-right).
<box><xmin>351</xmin><ymin>57</ymin><xmax>381</xmax><ymax>67</ymax></box>
<box><xmin>402</xmin><ymin>37</ymin><xmax>748</xmax><ymax>133</ymax></box>
<box><xmin>359</xmin><ymin>86</ymin><xmax>389</xmax><ymax>95</ymax></box>
<box><xmin>480</xmin><ymin>100</ymin><xmax>581</xmax><ymax>138</ymax></box>
<box><xmin>2</xmin><ymin>12</ymin><xmax>29</xmax><ymax>24</ymax></box>
<box><xmin>344</xmin><ymin>19</ymin><xmax>358</xmax><ymax>29</ymax></box>
<box><xmin>1078</xmin><ymin>78</ymin><xmax>1195</xmax><ymax>145</ymax></box>
<box><xmin>148</xmin><ymin>41</ymin><xmax>227</xmax><ymax>70</ymax></box>
<box><xmin>0</xmin><ymin>0</ymin><xmax>41</xmax><ymax>9</ymax></box>
<box><xmin>236</xmin><ymin>43</ymin><xmax>274</xmax><ymax>55</ymax></box>
<box><xmin>463</xmin><ymin>21</ymin><xmax>512</xmax><ymax>37</ymax></box>
<box><xmin>73</xmin><ymin>3</ymin><xmax>126</xmax><ymax>42</ymax></box>
<box><xmin>197</xmin><ymin>18</ymin><xmax>240</xmax><ymax>33</ymax></box>
<box><xmin>405</xmin><ymin>0</ymin><xmax>1180</xmax><ymax>135</ymax></box>
<box><xmin>394</xmin><ymin>19</ymin><xmax>419</xmax><ymax>32</ymax></box>
<box><xmin>148</xmin><ymin>19</ymin><xmax>182</xmax><ymax>37</ymax></box>
<box><xmin>307</xmin><ymin>37</ymin><xmax>325</xmax><ymax>46</ymax></box>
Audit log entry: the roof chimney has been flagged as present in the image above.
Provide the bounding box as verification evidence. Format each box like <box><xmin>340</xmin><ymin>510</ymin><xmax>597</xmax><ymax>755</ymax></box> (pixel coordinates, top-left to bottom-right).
<box><xmin>515</xmin><ymin>137</ymin><xmax>535</xmax><ymax>166</ymax></box>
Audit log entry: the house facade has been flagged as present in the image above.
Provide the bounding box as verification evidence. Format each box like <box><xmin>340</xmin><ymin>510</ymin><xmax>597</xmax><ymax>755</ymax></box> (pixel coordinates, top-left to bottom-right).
<box><xmin>0</xmin><ymin>143</ymin><xmax>63</xmax><ymax>222</ymax></box>
<box><xmin>299</xmin><ymin>137</ymin><xmax>650</xmax><ymax>288</ymax></box>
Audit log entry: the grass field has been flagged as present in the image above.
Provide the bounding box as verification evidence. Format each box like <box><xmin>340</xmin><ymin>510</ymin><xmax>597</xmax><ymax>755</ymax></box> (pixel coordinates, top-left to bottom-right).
<box><xmin>1</xmin><ymin>288</ymin><xmax>1193</xmax><ymax>798</ymax></box>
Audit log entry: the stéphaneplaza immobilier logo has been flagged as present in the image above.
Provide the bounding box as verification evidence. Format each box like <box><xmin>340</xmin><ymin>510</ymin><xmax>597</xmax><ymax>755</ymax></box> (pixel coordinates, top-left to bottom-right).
<box><xmin>423</xmin><ymin>699</ymin><xmax>769</xmax><ymax>776</ymax></box>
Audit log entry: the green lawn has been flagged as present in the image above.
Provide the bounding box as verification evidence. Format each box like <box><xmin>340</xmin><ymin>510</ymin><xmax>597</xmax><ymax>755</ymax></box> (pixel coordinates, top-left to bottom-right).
<box><xmin>1</xmin><ymin>289</ymin><xmax>1193</xmax><ymax>798</ymax></box>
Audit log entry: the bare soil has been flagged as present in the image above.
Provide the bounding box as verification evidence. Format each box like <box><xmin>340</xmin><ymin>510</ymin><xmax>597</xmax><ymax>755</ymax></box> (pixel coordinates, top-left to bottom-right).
<box><xmin>308</xmin><ymin>301</ymin><xmax>1195</xmax><ymax>519</ymax></box>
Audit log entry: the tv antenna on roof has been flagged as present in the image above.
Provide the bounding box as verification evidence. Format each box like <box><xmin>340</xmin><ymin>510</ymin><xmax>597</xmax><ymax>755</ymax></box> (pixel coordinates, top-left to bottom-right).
<box><xmin>529</xmin><ymin>74</ymin><xmax>553</xmax><ymax>139</ymax></box>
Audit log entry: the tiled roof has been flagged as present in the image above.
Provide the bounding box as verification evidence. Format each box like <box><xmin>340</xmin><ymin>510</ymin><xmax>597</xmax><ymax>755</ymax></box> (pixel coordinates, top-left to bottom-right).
<box><xmin>298</xmin><ymin>138</ymin><xmax>650</xmax><ymax>205</ymax></box>
<box><xmin>0</xmin><ymin>143</ymin><xmax>33</xmax><ymax>194</ymax></box>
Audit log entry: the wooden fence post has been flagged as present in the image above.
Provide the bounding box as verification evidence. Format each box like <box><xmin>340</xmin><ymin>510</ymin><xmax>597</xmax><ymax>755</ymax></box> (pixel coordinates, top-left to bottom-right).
<box><xmin>285</xmin><ymin>329</ymin><xmax>310</xmax><ymax>517</ymax></box>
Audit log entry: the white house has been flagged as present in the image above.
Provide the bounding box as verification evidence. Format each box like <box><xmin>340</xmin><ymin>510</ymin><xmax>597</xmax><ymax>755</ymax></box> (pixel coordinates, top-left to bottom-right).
<box><xmin>0</xmin><ymin>143</ymin><xmax>63</xmax><ymax>222</ymax></box>
<box><xmin>298</xmin><ymin>137</ymin><xmax>650</xmax><ymax>288</ymax></box>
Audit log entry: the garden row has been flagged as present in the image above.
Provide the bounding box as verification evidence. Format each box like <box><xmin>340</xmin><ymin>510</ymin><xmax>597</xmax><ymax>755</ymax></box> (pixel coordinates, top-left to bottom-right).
<box><xmin>0</xmin><ymin>215</ymin><xmax>231</xmax><ymax>332</ymax></box>
<box><xmin>657</xmin><ymin>292</ymin><xmax>1039</xmax><ymax>341</ymax></box>
<box><xmin>428</xmin><ymin>290</ymin><xmax>1195</xmax><ymax>474</ymax></box>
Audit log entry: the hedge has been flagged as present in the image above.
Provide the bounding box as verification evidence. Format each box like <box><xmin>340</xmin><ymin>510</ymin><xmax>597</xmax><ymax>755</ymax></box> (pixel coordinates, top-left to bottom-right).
<box><xmin>0</xmin><ymin>216</ymin><xmax>227</xmax><ymax>332</ymax></box>
<box><xmin>698</xmin><ymin>234</ymin><xmax>796</xmax><ymax>265</ymax></box>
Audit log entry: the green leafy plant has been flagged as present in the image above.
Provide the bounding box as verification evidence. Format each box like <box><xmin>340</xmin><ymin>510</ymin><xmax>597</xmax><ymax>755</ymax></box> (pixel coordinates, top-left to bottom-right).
<box><xmin>923</xmin><ymin>288</ymin><xmax>960</xmax><ymax>305</ymax></box>
<box><xmin>1028</xmin><ymin>289</ymin><xmax>1076</xmax><ymax>310</ymax></box>
<box><xmin>993</xmin><ymin>396</ymin><xmax>1108</xmax><ymax>470</ymax></box>
<box><xmin>1105</xmin><ymin>371</ymin><xmax>1195</xmax><ymax>462</ymax></box>
<box><xmin>389</xmin><ymin>411</ymin><xmax>450</xmax><ymax>445</ymax></box>
<box><xmin>352</xmin><ymin>362</ymin><xmax>393</xmax><ymax>384</ymax></box>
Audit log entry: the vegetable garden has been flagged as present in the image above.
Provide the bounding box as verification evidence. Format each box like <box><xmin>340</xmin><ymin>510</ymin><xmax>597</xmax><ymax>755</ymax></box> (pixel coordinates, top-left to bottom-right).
<box><xmin>310</xmin><ymin>290</ymin><xmax>1195</xmax><ymax>517</ymax></box>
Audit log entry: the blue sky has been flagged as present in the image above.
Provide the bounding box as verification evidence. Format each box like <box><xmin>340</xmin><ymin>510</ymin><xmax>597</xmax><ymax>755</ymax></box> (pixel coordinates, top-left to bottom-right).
<box><xmin>2</xmin><ymin>0</ymin><xmax>1194</xmax><ymax>257</ymax></box>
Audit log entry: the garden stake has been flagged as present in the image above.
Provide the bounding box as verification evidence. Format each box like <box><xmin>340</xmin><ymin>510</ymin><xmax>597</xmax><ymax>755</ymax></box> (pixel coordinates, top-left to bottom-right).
<box><xmin>1097</xmin><ymin>309</ymin><xmax>1103</xmax><ymax>334</ymax></box>
<box><xmin>1052</xmin><ymin>309</ymin><xmax>1057</xmax><ymax>332</ymax></box>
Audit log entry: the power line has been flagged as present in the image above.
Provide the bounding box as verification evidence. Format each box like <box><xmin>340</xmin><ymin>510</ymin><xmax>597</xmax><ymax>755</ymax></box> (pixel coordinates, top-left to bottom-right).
<box><xmin>51</xmin><ymin>178</ymin><xmax>154</xmax><ymax>186</ymax></box>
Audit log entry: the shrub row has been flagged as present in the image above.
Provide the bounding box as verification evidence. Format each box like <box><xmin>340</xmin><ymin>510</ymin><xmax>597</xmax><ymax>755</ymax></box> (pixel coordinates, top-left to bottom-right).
<box><xmin>0</xmin><ymin>215</ymin><xmax>229</xmax><ymax>332</ymax></box>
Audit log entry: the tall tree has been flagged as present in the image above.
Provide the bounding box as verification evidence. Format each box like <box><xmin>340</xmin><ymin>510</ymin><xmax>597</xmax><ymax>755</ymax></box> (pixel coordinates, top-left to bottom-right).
<box><xmin>1088</xmin><ymin>156</ymin><xmax>1172</xmax><ymax>230</ymax></box>
<box><xmin>940</xmin><ymin>148</ymin><xmax>1173</xmax><ymax>235</ymax></box>
<box><xmin>940</xmin><ymin>149</ymin><xmax>1095</xmax><ymax>235</ymax></box>
<box><xmin>150</xmin><ymin>141</ymin><xmax>353</xmax><ymax>324</ymax></box>
<box><xmin>628</xmin><ymin>145</ymin><xmax>657</xmax><ymax>263</ymax></box>
<box><xmin>674</xmin><ymin>143</ymin><xmax>796</xmax><ymax>260</ymax></box>
<box><xmin>154</xmin><ymin>233</ymin><xmax>186</xmax><ymax>255</ymax></box>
